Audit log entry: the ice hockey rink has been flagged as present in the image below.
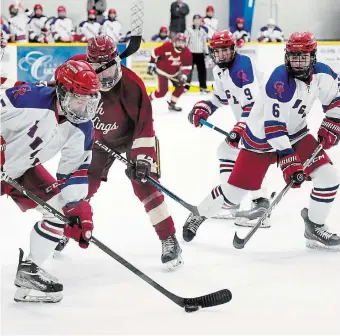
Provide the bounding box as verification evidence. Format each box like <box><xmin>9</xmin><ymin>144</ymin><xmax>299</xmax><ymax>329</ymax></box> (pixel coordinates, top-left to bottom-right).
<box><xmin>1</xmin><ymin>93</ymin><xmax>339</xmax><ymax>335</ymax></box>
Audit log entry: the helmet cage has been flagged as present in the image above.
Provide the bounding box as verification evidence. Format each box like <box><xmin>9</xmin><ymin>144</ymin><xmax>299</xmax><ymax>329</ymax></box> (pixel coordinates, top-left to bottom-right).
<box><xmin>90</xmin><ymin>62</ymin><xmax>122</xmax><ymax>89</ymax></box>
<box><xmin>209</xmin><ymin>45</ymin><xmax>235</xmax><ymax>69</ymax></box>
<box><xmin>285</xmin><ymin>50</ymin><xmax>316</xmax><ymax>80</ymax></box>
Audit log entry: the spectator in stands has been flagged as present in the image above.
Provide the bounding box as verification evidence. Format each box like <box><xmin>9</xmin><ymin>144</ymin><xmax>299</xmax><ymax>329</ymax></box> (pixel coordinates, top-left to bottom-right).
<box><xmin>231</xmin><ymin>17</ymin><xmax>250</xmax><ymax>48</ymax></box>
<box><xmin>7</xmin><ymin>1</ymin><xmax>30</xmax><ymax>43</ymax></box>
<box><xmin>0</xmin><ymin>17</ymin><xmax>10</xmax><ymax>42</ymax></box>
<box><xmin>170</xmin><ymin>0</ymin><xmax>189</xmax><ymax>39</ymax></box>
<box><xmin>151</xmin><ymin>27</ymin><xmax>170</xmax><ymax>42</ymax></box>
<box><xmin>51</xmin><ymin>6</ymin><xmax>74</xmax><ymax>43</ymax></box>
<box><xmin>101</xmin><ymin>8</ymin><xmax>121</xmax><ymax>43</ymax></box>
<box><xmin>28</xmin><ymin>4</ymin><xmax>47</xmax><ymax>43</ymax></box>
<box><xmin>87</xmin><ymin>0</ymin><xmax>107</xmax><ymax>23</ymax></box>
<box><xmin>78</xmin><ymin>9</ymin><xmax>101</xmax><ymax>42</ymax></box>
<box><xmin>185</xmin><ymin>14</ymin><xmax>209</xmax><ymax>93</ymax></box>
<box><xmin>257</xmin><ymin>18</ymin><xmax>284</xmax><ymax>42</ymax></box>
<box><xmin>203</xmin><ymin>5</ymin><xmax>218</xmax><ymax>39</ymax></box>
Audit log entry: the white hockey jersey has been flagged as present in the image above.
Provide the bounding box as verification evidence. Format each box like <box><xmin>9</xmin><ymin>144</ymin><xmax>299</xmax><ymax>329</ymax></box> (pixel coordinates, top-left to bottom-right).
<box><xmin>78</xmin><ymin>20</ymin><xmax>101</xmax><ymax>42</ymax></box>
<box><xmin>257</xmin><ymin>25</ymin><xmax>284</xmax><ymax>42</ymax></box>
<box><xmin>51</xmin><ymin>17</ymin><xmax>74</xmax><ymax>42</ymax></box>
<box><xmin>241</xmin><ymin>63</ymin><xmax>340</xmax><ymax>155</ymax></box>
<box><xmin>203</xmin><ymin>16</ymin><xmax>218</xmax><ymax>39</ymax></box>
<box><xmin>8</xmin><ymin>10</ymin><xmax>30</xmax><ymax>43</ymax></box>
<box><xmin>100</xmin><ymin>19</ymin><xmax>122</xmax><ymax>43</ymax></box>
<box><xmin>207</xmin><ymin>53</ymin><xmax>260</xmax><ymax>124</ymax></box>
<box><xmin>28</xmin><ymin>15</ymin><xmax>47</xmax><ymax>42</ymax></box>
<box><xmin>1</xmin><ymin>83</ymin><xmax>93</xmax><ymax>203</ymax></box>
<box><xmin>232</xmin><ymin>29</ymin><xmax>250</xmax><ymax>43</ymax></box>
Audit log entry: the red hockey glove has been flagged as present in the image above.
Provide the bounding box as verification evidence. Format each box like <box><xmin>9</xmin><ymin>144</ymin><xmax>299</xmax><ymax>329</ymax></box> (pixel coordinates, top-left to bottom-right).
<box><xmin>0</xmin><ymin>135</ymin><xmax>6</xmax><ymax>171</ymax></box>
<box><xmin>125</xmin><ymin>156</ymin><xmax>152</xmax><ymax>183</ymax></box>
<box><xmin>62</xmin><ymin>201</ymin><xmax>93</xmax><ymax>249</ymax></box>
<box><xmin>188</xmin><ymin>101</ymin><xmax>212</xmax><ymax>127</ymax></box>
<box><xmin>236</xmin><ymin>39</ymin><xmax>245</xmax><ymax>48</ymax></box>
<box><xmin>227</xmin><ymin>122</ymin><xmax>246</xmax><ymax>148</ymax></box>
<box><xmin>317</xmin><ymin>117</ymin><xmax>340</xmax><ymax>150</ymax></box>
<box><xmin>278</xmin><ymin>152</ymin><xmax>306</xmax><ymax>188</ymax></box>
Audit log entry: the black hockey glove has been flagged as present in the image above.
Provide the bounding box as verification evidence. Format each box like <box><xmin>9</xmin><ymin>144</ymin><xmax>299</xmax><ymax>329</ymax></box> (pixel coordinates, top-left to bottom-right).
<box><xmin>125</xmin><ymin>156</ymin><xmax>152</xmax><ymax>183</ymax></box>
<box><xmin>147</xmin><ymin>63</ymin><xmax>156</xmax><ymax>76</ymax></box>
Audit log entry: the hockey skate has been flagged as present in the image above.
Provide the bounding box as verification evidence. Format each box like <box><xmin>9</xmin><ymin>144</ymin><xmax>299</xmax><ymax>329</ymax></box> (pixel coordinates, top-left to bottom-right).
<box><xmin>161</xmin><ymin>235</ymin><xmax>183</xmax><ymax>271</ymax></box>
<box><xmin>182</xmin><ymin>213</ymin><xmax>207</xmax><ymax>242</ymax></box>
<box><xmin>212</xmin><ymin>204</ymin><xmax>240</xmax><ymax>220</ymax></box>
<box><xmin>14</xmin><ymin>249</ymin><xmax>63</xmax><ymax>303</ymax></box>
<box><xmin>301</xmin><ymin>208</ymin><xmax>340</xmax><ymax>251</ymax></box>
<box><xmin>167</xmin><ymin>101</ymin><xmax>182</xmax><ymax>112</ymax></box>
<box><xmin>234</xmin><ymin>197</ymin><xmax>271</xmax><ymax>228</ymax></box>
<box><xmin>54</xmin><ymin>236</ymin><xmax>69</xmax><ymax>257</ymax></box>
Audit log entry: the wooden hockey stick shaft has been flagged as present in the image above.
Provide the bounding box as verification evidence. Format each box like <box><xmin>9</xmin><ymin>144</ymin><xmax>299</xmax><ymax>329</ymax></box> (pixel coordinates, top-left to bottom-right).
<box><xmin>1</xmin><ymin>171</ymin><xmax>231</xmax><ymax>310</ymax></box>
<box><xmin>233</xmin><ymin>143</ymin><xmax>324</xmax><ymax>249</ymax></box>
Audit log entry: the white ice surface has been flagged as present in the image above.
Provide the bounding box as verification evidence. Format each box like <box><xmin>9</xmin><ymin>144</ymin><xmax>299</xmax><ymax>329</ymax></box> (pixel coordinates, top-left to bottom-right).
<box><xmin>1</xmin><ymin>94</ymin><xmax>339</xmax><ymax>335</ymax></box>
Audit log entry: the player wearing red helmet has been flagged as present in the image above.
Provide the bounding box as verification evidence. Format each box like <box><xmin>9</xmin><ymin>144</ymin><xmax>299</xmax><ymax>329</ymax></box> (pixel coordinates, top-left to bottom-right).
<box><xmin>231</xmin><ymin>17</ymin><xmax>250</xmax><ymax>48</ymax></box>
<box><xmin>188</xmin><ymin>32</ymin><xmax>340</xmax><ymax>251</ymax></box>
<box><xmin>101</xmin><ymin>9</ymin><xmax>122</xmax><ymax>42</ymax></box>
<box><xmin>66</xmin><ymin>36</ymin><xmax>183</xmax><ymax>270</ymax></box>
<box><xmin>1</xmin><ymin>60</ymin><xmax>101</xmax><ymax>302</ymax></box>
<box><xmin>203</xmin><ymin>5</ymin><xmax>219</xmax><ymax>39</ymax></box>
<box><xmin>78</xmin><ymin>9</ymin><xmax>101</xmax><ymax>42</ymax></box>
<box><xmin>151</xmin><ymin>26</ymin><xmax>170</xmax><ymax>42</ymax></box>
<box><xmin>51</xmin><ymin>6</ymin><xmax>74</xmax><ymax>42</ymax></box>
<box><xmin>147</xmin><ymin>32</ymin><xmax>192</xmax><ymax>112</ymax></box>
<box><xmin>28</xmin><ymin>4</ymin><xmax>47</xmax><ymax>43</ymax></box>
<box><xmin>184</xmin><ymin>30</ymin><xmax>270</xmax><ymax>238</ymax></box>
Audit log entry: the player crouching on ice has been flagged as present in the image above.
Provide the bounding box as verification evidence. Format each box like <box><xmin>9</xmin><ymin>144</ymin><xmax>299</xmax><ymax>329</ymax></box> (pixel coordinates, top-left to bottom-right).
<box><xmin>184</xmin><ymin>30</ymin><xmax>271</xmax><ymax>241</ymax></box>
<box><xmin>0</xmin><ymin>60</ymin><xmax>101</xmax><ymax>302</ymax></box>
<box><xmin>63</xmin><ymin>36</ymin><xmax>183</xmax><ymax>270</ymax></box>
<box><xmin>147</xmin><ymin>33</ymin><xmax>192</xmax><ymax>112</ymax></box>
<box><xmin>185</xmin><ymin>32</ymin><xmax>340</xmax><ymax>250</ymax></box>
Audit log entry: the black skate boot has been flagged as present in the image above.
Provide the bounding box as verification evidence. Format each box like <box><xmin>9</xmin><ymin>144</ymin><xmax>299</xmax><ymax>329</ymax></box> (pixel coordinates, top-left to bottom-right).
<box><xmin>234</xmin><ymin>197</ymin><xmax>271</xmax><ymax>228</ymax></box>
<box><xmin>161</xmin><ymin>235</ymin><xmax>183</xmax><ymax>270</ymax></box>
<box><xmin>14</xmin><ymin>249</ymin><xmax>63</xmax><ymax>303</ymax></box>
<box><xmin>54</xmin><ymin>236</ymin><xmax>69</xmax><ymax>257</ymax></box>
<box><xmin>182</xmin><ymin>213</ymin><xmax>207</xmax><ymax>242</ymax></box>
<box><xmin>301</xmin><ymin>208</ymin><xmax>340</xmax><ymax>250</ymax></box>
<box><xmin>167</xmin><ymin>101</ymin><xmax>182</xmax><ymax>112</ymax></box>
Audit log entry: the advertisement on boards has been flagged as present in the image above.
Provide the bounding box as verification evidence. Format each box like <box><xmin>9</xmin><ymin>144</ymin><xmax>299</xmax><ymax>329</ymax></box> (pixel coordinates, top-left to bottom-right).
<box><xmin>318</xmin><ymin>45</ymin><xmax>340</xmax><ymax>75</ymax></box>
<box><xmin>16</xmin><ymin>44</ymin><xmax>127</xmax><ymax>82</ymax></box>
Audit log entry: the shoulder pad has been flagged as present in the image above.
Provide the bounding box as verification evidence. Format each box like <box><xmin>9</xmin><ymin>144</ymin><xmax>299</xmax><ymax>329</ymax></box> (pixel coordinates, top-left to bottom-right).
<box><xmin>265</xmin><ymin>65</ymin><xmax>296</xmax><ymax>102</ymax></box>
<box><xmin>229</xmin><ymin>54</ymin><xmax>254</xmax><ymax>88</ymax></box>
<box><xmin>313</xmin><ymin>62</ymin><xmax>338</xmax><ymax>80</ymax></box>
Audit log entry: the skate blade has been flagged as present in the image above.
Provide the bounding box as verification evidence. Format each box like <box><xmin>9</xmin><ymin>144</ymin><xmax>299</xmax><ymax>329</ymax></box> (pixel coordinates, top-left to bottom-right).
<box><xmin>165</xmin><ymin>254</ymin><xmax>184</xmax><ymax>271</ymax></box>
<box><xmin>234</xmin><ymin>217</ymin><xmax>271</xmax><ymax>228</ymax></box>
<box><xmin>212</xmin><ymin>213</ymin><xmax>236</xmax><ymax>220</ymax></box>
<box><xmin>14</xmin><ymin>287</ymin><xmax>63</xmax><ymax>303</ymax></box>
<box><xmin>305</xmin><ymin>239</ymin><xmax>340</xmax><ymax>252</ymax></box>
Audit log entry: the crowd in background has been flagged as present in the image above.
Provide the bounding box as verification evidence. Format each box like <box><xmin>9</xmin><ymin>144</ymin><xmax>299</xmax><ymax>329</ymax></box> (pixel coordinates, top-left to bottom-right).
<box><xmin>0</xmin><ymin>0</ymin><xmax>284</xmax><ymax>45</ymax></box>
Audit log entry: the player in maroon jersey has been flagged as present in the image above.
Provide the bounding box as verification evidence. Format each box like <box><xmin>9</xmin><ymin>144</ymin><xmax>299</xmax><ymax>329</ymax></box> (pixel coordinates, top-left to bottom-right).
<box><xmin>147</xmin><ymin>33</ymin><xmax>192</xmax><ymax>112</ymax></box>
<box><xmin>66</xmin><ymin>36</ymin><xmax>183</xmax><ymax>270</ymax></box>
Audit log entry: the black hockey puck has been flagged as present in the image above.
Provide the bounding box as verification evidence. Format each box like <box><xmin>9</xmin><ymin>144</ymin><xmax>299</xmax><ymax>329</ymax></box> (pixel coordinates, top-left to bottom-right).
<box><xmin>184</xmin><ymin>305</ymin><xmax>199</xmax><ymax>313</ymax></box>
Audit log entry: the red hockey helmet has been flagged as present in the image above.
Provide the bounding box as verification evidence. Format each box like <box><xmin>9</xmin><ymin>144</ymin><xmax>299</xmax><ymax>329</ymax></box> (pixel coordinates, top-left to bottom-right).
<box><xmin>174</xmin><ymin>33</ymin><xmax>186</xmax><ymax>52</ymax></box>
<box><xmin>285</xmin><ymin>32</ymin><xmax>317</xmax><ymax>80</ymax></box>
<box><xmin>9</xmin><ymin>4</ymin><xmax>18</xmax><ymax>16</ymax></box>
<box><xmin>57</xmin><ymin>6</ymin><xmax>66</xmax><ymax>12</ymax></box>
<box><xmin>34</xmin><ymin>4</ymin><xmax>43</xmax><ymax>11</ymax></box>
<box><xmin>160</xmin><ymin>26</ymin><xmax>168</xmax><ymax>33</ymax></box>
<box><xmin>86</xmin><ymin>36</ymin><xmax>122</xmax><ymax>90</ymax></box>
<box><xmin>209</xmin><ymin>30</ymin><xmax>236</xmax><ymax>69</ymax></box>
<box><xmin>236</xmin><ymin>17</ymin><xmax>245</xmax><ymax>25</ymax></box>
<box><xmin>206</xmin><ymin>5</ymin><xmax>214</xmax><ymax>13</ymax></box>
<box><xmin>109</xmin><ymin>8</ymin><xmax>117</xmax><ymax>16</ymax></box>
<box><xmin>88</xmin><ymin>9</ymin><xmax>97</xmax><ymax>16</ymax></box>
<box><xmin>55</xmin><ymin>60</ymin><xmax>101</xmax><ymax>123</ymax></box>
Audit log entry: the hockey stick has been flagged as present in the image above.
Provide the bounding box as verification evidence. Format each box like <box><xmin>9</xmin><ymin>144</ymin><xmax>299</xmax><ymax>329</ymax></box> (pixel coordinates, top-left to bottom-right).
<box><xmin>155</xmin><ymin>68</ymin><xmax>203</xmax><ymax>90</ymax></box>
<box><xmin>95</xmin><ymin>0</ymin><xmax>144</xmax><ymax>74</ymax></box>
<box><xmin>94</xmin><ymin>140</ymin><xmax>199</xmax><ymax>215</ymax></box>
<box><xmin>1</xmin><ymin>171</ymin><xmax>231</xmax><ymax>311</ymax></box>
<box><xmin>200</xmin><ymin>120</ymin><xmax>229</xmax><ymax>137</ymax></box>
<box><xmin>233</xmin><ymin>143</ymin><xmax>324</xmax><ymax>249</ymax></box>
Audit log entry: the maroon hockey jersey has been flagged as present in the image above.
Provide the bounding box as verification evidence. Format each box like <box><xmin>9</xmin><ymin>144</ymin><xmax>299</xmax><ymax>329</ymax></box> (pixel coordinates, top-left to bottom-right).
<box><xmin>150</xmin><ymin>41</ymin><xmax>192</xmax><ymax>77</ymax></box>
<box><xmin>70</xmin><ymin>54</ymin><xmax>156</xmax><ymax>160</ymax></box>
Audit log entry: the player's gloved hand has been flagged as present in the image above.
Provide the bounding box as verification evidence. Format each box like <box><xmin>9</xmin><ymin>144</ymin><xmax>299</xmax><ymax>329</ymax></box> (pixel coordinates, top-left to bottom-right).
<box><xmin>317</xmin><ymin>117</ymin><xmax>340</xmax><ymax>150</ymax></box>
<box><xmin>236</xmin><ymin>39</ymin><xmax>245</xmax><ymax>48</ymax></box>
<box><xmin>0</xmin><ymin>135</ymin><xmax>6</xmax><ymax>172</ymax></box>
<box><xmin>278</xmin><ymin>152</ymin><xmax>306</xmax><ymax>188</ymax></box>
<box><xmin>176</xmin><ymin>73</ymin><xmax>187</xmax><ymax>84</ymax></box>
<box><xmin>62</xmin><ymin>201</ymin><xmax>93</xmax><ymax>249</ymax></box>
<box><xmin>227</xmin><ymin>122</ymin><xmax>246</xmax><ymax>148</ymax></box>
<box><xmin>188</xmin><ymin>101</ymin><xmax>212</xmax><ymax>127</ymax></box>
<box><xmin>147</xmin><ymin>63</ymin><xmax>156</xmax><ymax>76</ymax></box>
<box><xmin>125</xmin><ymin>156</ymin><xmax>152</xmax><ymax>183</ymax></box>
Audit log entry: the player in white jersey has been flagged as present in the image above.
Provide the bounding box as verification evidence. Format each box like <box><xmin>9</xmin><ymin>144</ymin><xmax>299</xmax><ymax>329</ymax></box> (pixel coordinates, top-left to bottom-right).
<box><xmin>79</xmin><ymin>9</ymin><xmax>101</xmax><ymax>42</ymax></box>
<box><xmin>51</xmin><ymin>6</ymin><xmax>74</xmax><ymax>43</ymax></box>
<box><xmin>100</xmin><ymin>8</ymin><xmax>122</xmax><ymax>43</ymax></box>
<box><xmin>187</xmin><ymin>32</ymin><xmax>340</xmax><ymax>250</ymax></box>
<box><xmin>183</xmin><ymin>30</ymin><xmax>271</xmax><ymax>242</ymax></box>
<box><xmin>28</xmin><ymin>4</ymin><xmax>47</xmax><ymax>43</ymax></box>
<box><xmin>7</xmin><ymin>3</ymin><xmax>30</xmax><ymax>43</ymax></box>
<box><xmin>231</xmin><ymin>17</ymin><xmax>250</xmax><ymax>48</ymax></box>
<box><xmin>257</xmin><ymin>18</ymin><xmax>284</xmax><ymax>43</ymax></box>
<box><xmin>203</xmin><ymin>6</ymin><xmax>218</xmax><ymax>39</ymax></box>
<box><xmin>0</xmin><ymin>60</ymin><xmax>101</xmax><ymax>302</ymax></box>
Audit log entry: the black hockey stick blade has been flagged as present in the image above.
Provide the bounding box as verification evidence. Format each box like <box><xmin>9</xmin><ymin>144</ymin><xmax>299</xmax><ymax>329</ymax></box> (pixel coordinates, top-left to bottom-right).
<box><xmin>233</xmin><ymin>232</ymin><xmax>246</xmax><ymax>249</ymax></box>
<box><xmin>181</xmin><ymin>289</ymin><xmax>232</xmax><ymax>308</ymax></box>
